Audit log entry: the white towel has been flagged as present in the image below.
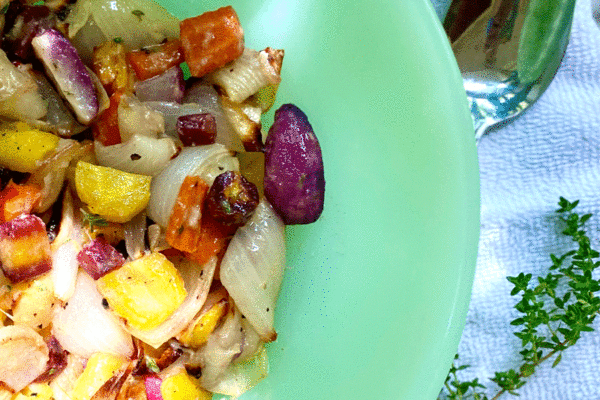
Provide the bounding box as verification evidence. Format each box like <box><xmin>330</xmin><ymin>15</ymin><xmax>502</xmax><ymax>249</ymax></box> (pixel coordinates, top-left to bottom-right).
<box><xmin>433</xmin><ymin>0</ymin><xmax>600</xmax><ymax>398</ymax></box>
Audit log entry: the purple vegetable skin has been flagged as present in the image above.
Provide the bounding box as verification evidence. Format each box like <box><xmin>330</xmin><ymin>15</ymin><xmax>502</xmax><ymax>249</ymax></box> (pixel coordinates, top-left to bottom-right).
<box><xmin>264</xmin><ymin>104</ymin><xmax>325</xmax><ymax>225</ymax></box>
<box><xmin>31</xmin><ymin>29</ymin><xmax>99</xmax><ymax>124</ymax></box>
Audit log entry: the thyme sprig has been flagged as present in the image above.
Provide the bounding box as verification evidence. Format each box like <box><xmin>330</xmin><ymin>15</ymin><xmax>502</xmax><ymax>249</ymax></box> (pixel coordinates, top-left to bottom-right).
<box><xmin>440</xmin><ymin>197</ymin><xmax>600</xmax><ymax>399</ymax></box>
<box><xmin>80</xmin><ymin>208</ymin><xmax>109</xmax><ymax>232</ymax></box>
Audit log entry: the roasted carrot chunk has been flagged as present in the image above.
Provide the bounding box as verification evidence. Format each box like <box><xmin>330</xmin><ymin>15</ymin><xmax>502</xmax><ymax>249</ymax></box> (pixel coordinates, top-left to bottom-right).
<box><xmin>180</xmin><ymin>6</ymin><xmax>244</xmax><ymax>78</ymax></box>
<box><xmin>127</xmin><ymin>39</ymin><xmax>184</xmax><ymax>81</ymax></box>
<box><xmin>92</xmin><ymin>91</ymin><xmax>124</xmax><ymax>146</ymax></box>
<box><xmin>166</xmin><ymin>176</ymin><xmax>210</xmax><ymax>253</ymax></box>
<box><xmin>0</xmin><ymin>181</ymin><xmax>42</xmax><ymax>224</ymax></box>
<box><xmin>185</xmin><ymin>214</ymin><xmax>235</xmax><ymax>266</ymax></box>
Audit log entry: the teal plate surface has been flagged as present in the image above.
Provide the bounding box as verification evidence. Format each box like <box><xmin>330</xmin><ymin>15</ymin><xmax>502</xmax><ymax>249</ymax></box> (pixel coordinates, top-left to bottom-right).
<box><xmin>160</xmin><ymin>0</ymin><xmax>480</xmax><ymax>399</ymax></box>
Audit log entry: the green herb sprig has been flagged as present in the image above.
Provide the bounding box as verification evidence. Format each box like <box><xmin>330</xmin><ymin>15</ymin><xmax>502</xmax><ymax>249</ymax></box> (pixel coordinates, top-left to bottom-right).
<box><xmin>81</xmin><ymin>208</ymin><xmax>109</xmax><ymax>232</ymax></box>
<box><xmin>440</xmin><ymin>197</ymin><xmax>600</xmax><ymax>400</ymax></box>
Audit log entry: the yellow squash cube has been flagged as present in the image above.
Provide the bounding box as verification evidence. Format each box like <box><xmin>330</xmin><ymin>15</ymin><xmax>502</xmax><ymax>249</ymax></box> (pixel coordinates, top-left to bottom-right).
<box><xmin>0</xmin><ymin>122</ymin><xmax>59</xmax><ymax>173</ymax></box>
<box><xmin>71</xmin><ymin>353</ymin><xmax>127</xmax><ymax>400</ymax></box>
<box><xmin>97</xmin><ymin>252</ymin><xmax>187</xmax><ymax>331</ymax></box>
<box><xmin>160</xmin><ymin>371</ymin><xmax>212</xmax><ymax>400</ymax></box>
<box><xmin>74</xmin><ymin>161</ymin><xmax>151</xmax><ymax>223</ymax></box>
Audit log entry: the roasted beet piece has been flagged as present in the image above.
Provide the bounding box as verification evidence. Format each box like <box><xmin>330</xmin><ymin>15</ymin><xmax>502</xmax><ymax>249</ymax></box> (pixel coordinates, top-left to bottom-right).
<box><xmin>176</xmin><ymin>113</ymin><xmax>217</xmax><ymax>146</ymax></box>
<box><xmin>0</xmin><ymin>214</ymin><xmax>52</xmax><ymax>283</ymax></box>
<box><xmin>205</xmin><ymin>171</ymin><xmax>259</xmax><ymax>226</ymax></box>
<box><xmin>264</xmin><ymin>104</ymin><xmax>325</xmax><ymax>225</ymax></box>
<box><xmin>77</xmin><ymin>237</ymin><xmax>125</xmax><ymax>280</ymax></box>
<box><xmin>34</xmin><ymin>336</ymin><xmax>68</xmax><ymax>383</ymax></box>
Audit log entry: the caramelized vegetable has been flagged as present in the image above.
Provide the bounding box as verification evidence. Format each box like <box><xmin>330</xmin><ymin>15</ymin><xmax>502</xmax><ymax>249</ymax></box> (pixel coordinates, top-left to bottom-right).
<box><xmin>205</xmin><ymin>171</ymin><xmax>259</xmax><ymax>226</ymax></box>
<box><xmin>97</xmin><ymin>252</ymin><xmax>187</xmax><ymax>331</ymax></box>
<box><xmin>165</xmin><ymin>176</ymin><xmax>209</xmax><ymax>253</ymax></box>
<box><xmin>0</xmin><ymin>181</ymin><xmax>41</xmax><ymax>224</ymax></box>
<box><xmin>0</xmin><ymin>214</ymin><xmax>52</xmax><ymax>283</ymax></box>
<box><xmin>180</xmin><ymin>6</ymin><xmax>244</xmax><ymax>78</ymax></box>
<box><xmin>264</xmin><ymin>104</ymin><xmax>325</xmax><ymax>224</ymax></box>
<box><xmin>74</xmin><ymin>161</ymin><xmax>151</xmax><ymax>223</ymax></box>
<box><xmin>77</xmin><ymin>237</ymin><xmax>125</xmax><ymax>280</ymax></box>
<box><xmin>92</xmin><ymin>40</ymin><xmax>135</xmax><ymax>95</ymax></box>
<box><xmin>127</xmin><ymin>39</ymin><xmax>184</xmax><ymax>81</ymax></box>
<box><xmin>0</xmin><ymin>122</ymin><xmax>60</xmax><ymax>173</ymax></box>
<box><xmin>93</xmin><ymin>91</ymin><xmax>125</xmax><ymax>146</ymax></box>
<box><xmin>176</xmin><ymin>114</ymin><xmax>217</xmax><ymax>146</ymax></box>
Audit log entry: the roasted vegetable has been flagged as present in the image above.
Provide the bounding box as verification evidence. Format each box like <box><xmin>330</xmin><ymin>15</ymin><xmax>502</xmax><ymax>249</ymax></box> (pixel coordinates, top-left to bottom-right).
<box><xmin>77</xmin><ymin>237</ymin><xmax>125</xmax><ymax>280</ymax></box>
<box><xmin>31</xmin><ymin>29</ymin><xmax>99</xmax><ymax>124</ymax></box>
<box><xmin>160</xmin><ymin>370</ymin><xmax>212</xmax><ymax>400</ymax></box>
<box><xmin>0</xmin><ymin>122</ymin><xmax>60</xmax><ymax>173</ymax></box>
<box><xmin>180</xmin><ymin>6</ymin><xmax>244</xmax><ymax>78</ymax></box>
<box><xmin>0</xmin><ymin>181</ymin><xmax>41</xmax><ymax>223</ymax></box>
<box><xmin>127</xmin><ymin>39</ymin><xmax>183</xmax><ymax>81</ymax></box>
<box><xmin>96</xmin><ymin>252</ymin><xmax>187</xmax><ymax>331</ymax></box>
<box><xmin>264</xmin><ymin>104</ymin><xmax>325</xmax><ymax>224</ymax></box>
<box><xmin>205</xmin><ymin>170</ymin><xmax>259</xmax><ymax>226</ymax></box>
<box><xmin>74</xmin><ymin>161</ymin><xmax>151</xmax><ymax>223</ymax></box>
<box><xmin>176</xmin><ymin>113</ymin><xmax>217</xmax><ymax>146</ymax></box>
<box><xmin>0</xmin><ymin>214</ymin><xmax>52</xmax><ymax>283</ymax></box>
<box><xmin>0</xmin><ymin>325</ymin><xmax>49</xmax><ymax>392</ymax></box>
<box><xmin>70</xmin><ymin>352</ymin><xmax>128</xmax><ymax>400</ymax></box>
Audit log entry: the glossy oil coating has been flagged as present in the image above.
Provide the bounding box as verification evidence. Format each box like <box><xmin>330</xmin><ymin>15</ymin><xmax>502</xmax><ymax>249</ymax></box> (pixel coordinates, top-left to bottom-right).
<box><xmin>161</xmin><ymin>0</ymin><xmax>480</xmax><ymax>399</ymax></box>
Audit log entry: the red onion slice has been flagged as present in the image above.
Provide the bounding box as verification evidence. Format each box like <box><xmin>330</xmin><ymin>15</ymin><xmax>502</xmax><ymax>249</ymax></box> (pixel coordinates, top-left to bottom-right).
<box><xmin>31</xmin><ymin>29</ymin><xmax>99</xmax><ymax>124</ymax></box>
<box><xmin>134</xmin><ymin>66</ymin><xmax>185</xmax><ymax>104</ymax></box>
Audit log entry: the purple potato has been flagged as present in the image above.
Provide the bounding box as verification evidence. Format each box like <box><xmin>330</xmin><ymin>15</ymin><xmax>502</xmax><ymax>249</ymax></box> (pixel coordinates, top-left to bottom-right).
<box><xmin>31</xmin><ymin>29</ymin><xmax>99</xmax><ymax>124</ymax></box>
<box><xmin>264</xmin><ymin>104</ymin><xmax>325</xmax><ymax>225</ymax></box>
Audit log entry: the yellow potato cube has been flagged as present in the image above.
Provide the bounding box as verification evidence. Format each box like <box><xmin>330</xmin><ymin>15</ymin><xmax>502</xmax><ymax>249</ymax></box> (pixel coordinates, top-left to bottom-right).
<box><xmin>97</xmin><ymin>253</ymin><xmax>187</xmax><ymax>331</ymax></box>
<box><xmin>74</xmin><ymin>161</ymin><xmax>151</xmax><ymax>223</ymax></box>
<box><xmin>160</xmin><ymin>371</ymin><xmax>212</xmax><ymax>400</ymax></box>
<box><xmin>71</xmin><ymin>353</ymin><xmax>127</xmax><ymax>400</ymax></box>
<box><xmin>0</xmin><ymin>122</ymin><xmax>59</xmax><ymax>173</ymax></box>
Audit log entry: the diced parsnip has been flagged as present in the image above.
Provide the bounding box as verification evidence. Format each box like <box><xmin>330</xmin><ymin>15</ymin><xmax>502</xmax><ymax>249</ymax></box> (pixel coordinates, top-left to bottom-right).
<box><xmin>180</xmin><ymin>6</ymin><xmax>244</xmax><ymax>78</ymax></box>
<box><xmin>12</xmin><ymin>274</ymin><xmax>55</xmax><ymax>332</ymax></box>
<box><xmin>0</xmin><ymin>386</ymin><xmax>11</xmax><ymax>400</ymax></box>
<box><xmin>97</xmin><ymin>252</ymin><xmax>187</xmax><ymax>331</ymax></box>
<box><xmin>74</xmin><ymin>161</ymin><xmax>151</xmax><ymax>223</ymax></box>
<box><xmin>0</xmin><ymin>214</ymin><xmax>52</xmax><ymax>283</ymax></box>
<box><xmin>70</xmin><ymin>353</ymin><xmax>128</xmax><ymax>400</ymax></box>
<box><xmin>220</xmin><ymin>96</ymin><xmax>263</xmax><ymax>151</ymax></box>
<box><xmin>160</xmin><ymin>370</ymin><xmax>212</xmax><ymax>400</ymax></box>
<box><xmin>0</xmin><ymin>122</ymin><xmax>60</xmax><ymax>173</ymax></box>
<box><xmin>92</xmin><ymin>41</ymin><xmax>135</xmax><ymax>96</ymax></box>
<box><xmin>209</xmin><ymin>48</ymin><xmax>283</xmax><ymax>104</ymax></box>
<box><xmin>13</xmin><ymin>383</ymin><xmax>54</xmax><ymax>400</ymax></box>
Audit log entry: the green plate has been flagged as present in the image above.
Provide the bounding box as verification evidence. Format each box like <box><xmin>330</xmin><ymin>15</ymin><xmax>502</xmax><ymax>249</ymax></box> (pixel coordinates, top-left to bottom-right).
<box><xmin>160</xmin><ymin>0</ymin><xmax>480</xmax><ymax>398</ymax></box>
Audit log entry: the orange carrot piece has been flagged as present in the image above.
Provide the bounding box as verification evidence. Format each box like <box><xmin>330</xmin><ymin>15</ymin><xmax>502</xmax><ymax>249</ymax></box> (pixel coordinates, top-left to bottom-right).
<box><xmin>184</xmin><ymin>215</ymin><xmax>235</xmax><ymax>266</ymax></box>
<box><xmin>166</xmin><ymin>176</ymin><xmax>210</xmax><ymax>253</ymax></box>
<box><xmin>0</xmin><ymin>181</ymin><xmax>42</xmax><ymax>224</ymax></box>
<box><xmin>180</xmin><ymin>6</ymin><xmax>244</xmax><ymax>78</ymax></box>
<box><xmin>127</xmin><ymin>39</ymin><xmax>184</xmax><ymax>81</ymax></box>
<box><xmin>92</xmin><ymin>91</ymin><xmax>124</xmax><ymax>146</ymax></box>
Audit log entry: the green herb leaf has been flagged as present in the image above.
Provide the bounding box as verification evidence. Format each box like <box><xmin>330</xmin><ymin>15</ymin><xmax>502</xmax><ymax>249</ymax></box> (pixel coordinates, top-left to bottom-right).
<box><xmin>113</xmin><ymin>37</ymin><xmax>124</xmax><ymax>43</ymax></box>
<box><xmin>81</xmin><ymin>208</ymin><xmax>109</xmax><ymax>232</ymax></box>
<box><xmin>145</xmin><ymin>355</ymin><xmax>160</xmax><ymax>373</ymax></box>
